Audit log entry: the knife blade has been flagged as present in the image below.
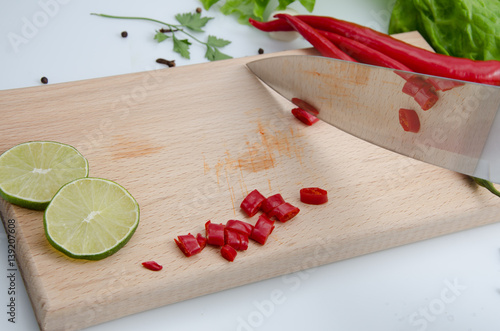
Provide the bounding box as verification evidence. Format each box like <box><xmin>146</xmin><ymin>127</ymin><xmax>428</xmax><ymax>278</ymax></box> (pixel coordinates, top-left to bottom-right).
<box><xmin>247</xmin><ymin>55</ymin><xmax>500</xmax><ymax>184</ymax></box>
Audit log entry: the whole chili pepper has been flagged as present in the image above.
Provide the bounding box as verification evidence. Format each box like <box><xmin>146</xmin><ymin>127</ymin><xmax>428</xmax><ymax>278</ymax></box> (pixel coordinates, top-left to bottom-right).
<box><xmin>274</xmin><ymin>14</ymin><xmax>354</xmax><ymax>61</ymax></box>
<box><xmin>252</xmin><ymin>15</ymin><xmax>500</xmax><ymax>86</ymax></box>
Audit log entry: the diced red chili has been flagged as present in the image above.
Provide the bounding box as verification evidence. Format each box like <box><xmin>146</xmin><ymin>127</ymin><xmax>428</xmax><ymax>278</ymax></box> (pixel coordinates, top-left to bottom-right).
<box><xmin>261</xmin><ymin>193</ymin><xmax>285</xmax><ymax>215</ymax></box>
<box><xmin>196</xmin><ymin>233</ymin><xmax>207</xmax><ymax>251</ymax></box>
<box><xmin>269</xmin><ymin>202</ymin><xmax>300</xmax><ymax>223</ymax></box>
<box><xmin>174</xmin><ymin>233</ymin><xmax>202</xmax><ymax>257</ymax></box>
<box><xmin>250</xmin><ymin>214</ymin><xmax>275</xmax><ymax>245</ymax></box>
<box><xmin>402</xmin><ymin>76</ymin><xmax>427</xmax><ymax>97</ymax></box>
<box><xmin>225</xmin><ymin>220</ymin><xmax>254</xmax><ymax>237</ymax></box>
<box><xmin>300</xmin><ymin>187</ymin><xmax>328</xmax><ymax>205</ymax></box>
<box><xmin>205</xmin><ymin>221</ymin><xmax>225</xmax><ymax>246</ymax></box>
<box><xmin>141</xmin><ymin>261</ymin><xmax>163</xmax><ymax>271</ymax></box>
<box><xmin>399</xmin><ymin>108</ymin><xmax>420</xmax><ymax>133</ymax></box>
<box><xmin>414</xmin><ymin>86</ymin><xmax>439</xmax><ymax>110</ymax></box>
<box><xmin>291</xmin><ymin>107</ymin><xmax>319</xmax><ymax>126</ymax></box>
<box><xmin>225</xmin><ymin>229</ymin><xmax>249</xmax><ymax>251</ymax></box>
<box><xmin>426</xmin><ymin>77</ymin><xmax>465</xmax><ymax>91</ymax></box>
<box><xmin>240</xmin><ymin>189</ymin><xmax>266</xmax><ymax>217</ymax></box>
<box><xmin>221</xmin><ymin>244</ymin><xmax>238</xmax><ymax>262</ymax></box>
<box><xmin>291</xmin><ymin>97</ymin><xmax>319</xmax><ymax>115</ymax></box>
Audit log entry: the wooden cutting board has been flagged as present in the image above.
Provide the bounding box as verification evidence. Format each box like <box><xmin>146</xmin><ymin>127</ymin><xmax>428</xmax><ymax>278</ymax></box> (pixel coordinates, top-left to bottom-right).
<box><xmin>1</xmin><ymin>32</ymin><xmax>499</xmax><ymax>331</ymax></box>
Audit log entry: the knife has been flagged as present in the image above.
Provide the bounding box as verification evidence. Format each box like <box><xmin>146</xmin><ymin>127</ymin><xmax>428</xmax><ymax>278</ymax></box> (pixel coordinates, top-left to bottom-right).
<box><xmin>247</xmin><ymin>55</ymin><xmax>500</xmax><ymax>184</ymax></box>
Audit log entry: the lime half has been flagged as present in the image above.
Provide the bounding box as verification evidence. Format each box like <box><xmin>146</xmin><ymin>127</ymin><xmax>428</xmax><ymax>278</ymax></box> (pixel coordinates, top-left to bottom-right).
<box><xmin>44</xmin><ymin>177</ymin><xmax>140</xmax><ymax>260</ymax></box>
<box><xmin>0</xmin><ymin>141</ymin><xmax>89</xmax><ymax>210</ymax></box>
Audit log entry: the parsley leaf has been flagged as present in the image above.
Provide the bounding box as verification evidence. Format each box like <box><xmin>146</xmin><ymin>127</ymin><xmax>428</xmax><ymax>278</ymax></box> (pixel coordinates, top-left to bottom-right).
<box><xmin>205</xmin><ymin>46</ymin><xmax>233</xmax><ymax>61</ymax></box>
<box><xmin>175</xmin><ymin>12</ymin><xmax>213</xmax><ymax>32</ymax></box>
<box><xmin>173</xmin><ymin>36</ymin><xmax>192</xmax><ymax>59</ymax></box>
<box><xmin>206</xmin><ymin>35</ymin><xmax>231</xmax><ymax>48</ymax></box>
<box><xmin>154</xmin><ymin>31</ymin><xmax>169</xmax><ymax>43</ymax></box>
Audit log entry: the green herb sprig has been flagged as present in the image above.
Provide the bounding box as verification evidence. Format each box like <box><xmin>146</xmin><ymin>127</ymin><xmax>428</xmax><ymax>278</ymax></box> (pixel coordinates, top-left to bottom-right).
<box><xmin>200</xmin><ymin>0</ymin><xmax>316</xmax><ymax>24</ymax></box>
<box><xmin>91</xmin><ymin>11</ymin><xmax>232</xmax><ymax>61</ymax></box>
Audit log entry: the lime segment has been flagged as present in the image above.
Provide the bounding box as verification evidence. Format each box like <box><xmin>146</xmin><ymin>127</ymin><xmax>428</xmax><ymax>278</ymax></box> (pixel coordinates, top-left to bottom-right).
<box><xmin>0</xmin><ymin>141</ymin><xmax>89</xmax><ymax>210</ymax></box>
<box><xmin>44</xmin><ymin>177</ymin><xmax>140</xmax><ymax>260</ymax></box>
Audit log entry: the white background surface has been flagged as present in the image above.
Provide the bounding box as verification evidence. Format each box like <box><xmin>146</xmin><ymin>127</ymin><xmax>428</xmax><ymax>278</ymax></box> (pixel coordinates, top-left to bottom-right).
<box><xmin>1</xmin><ymin>0</ymin><xmax>500</xmax><ymax>330</ymax></box>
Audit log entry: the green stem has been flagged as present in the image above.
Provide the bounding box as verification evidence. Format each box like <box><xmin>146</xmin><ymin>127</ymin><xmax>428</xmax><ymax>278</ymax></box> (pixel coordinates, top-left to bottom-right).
<box><xmin>90</xmin><ymin>13</ymin><xmax>207</xmax><ymax>46</ymax></box>
<box><xmin>472</xmin><ymin>177</ymin><xmax>500</xmax><ymax>198</ymax></box>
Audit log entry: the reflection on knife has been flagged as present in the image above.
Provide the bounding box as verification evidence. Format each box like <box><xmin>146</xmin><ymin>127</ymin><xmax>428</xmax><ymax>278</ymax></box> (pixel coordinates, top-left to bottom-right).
<box><xmin>247</xmin><ymin>55</ymin><xmax>500</xmax><ymax>184</ymax></box>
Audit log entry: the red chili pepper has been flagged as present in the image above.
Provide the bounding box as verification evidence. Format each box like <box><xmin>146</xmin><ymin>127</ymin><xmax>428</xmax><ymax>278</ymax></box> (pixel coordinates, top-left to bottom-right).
<box><xmin>250</xmin><ymin>215</ymin><xmax>275</xmax><ymax>245</ymax></box>
<box><xmin>141</xmin><ymin>261</ymin><xmax>163</xmax><ymax>271</ymax></box>
<box><xmin>318</xmin><ymin>30</ymin><xmax>412</xmax><ymax>71</ymax></box>
<box><xmin>225</xmin><ymin>220</ymin><xmax>254</xmax><ymax>237</ymax></box>
<box><xmin>269</xmin><ymin>202</ymin><xmax>300</xmax><ymax>223</ymax></box>
<box><xmin>196</xmin><ymin>233</ymin><xmax>207</xmax><ymax>251</ymax></box>
<box><xmin>240</xmin><ymin>189</ymin><xmax>266</xmax><ymax>217</ymax></box>
<box><xmin>205</xmin><ymin>221</ymin><xmax>225</xmax><ymax>246</ymax></box>
<box><xmin>300</xmin><ymin>187</ymin><xmax>328</xmax><ymax>205</ymax></box>
<box><xmin>291</xmin><ymin>98</ymin><xmax>319</xmax><ymax>115</ymax></box>
<box><xmin>399</xmin><ymin>108</ymin><xmax>420</xmax><ymax>133</ymax></box>
<box><xmin>225</xmin><ymin>229</ymin><xmax>249</xmax><ymax>251</ymax></box>
<box><xmin>291</xmin><ymin>108</ymin><xmax>319</xmax><ymax>126</ymax></box>
<box><xmin>274</xmin><ymin>14</ymin><xmax>355</xmax><ymax>61</ymax></box>
<box><xmin>221</xmin><ymin>244</ymin><xmax>237</xmax><ymax>262</ymax></box>
<box><xmin>174</xmin><ymin>233</ymin><xmax>202</xmax><ymax>257</ymax></box>
<box><xmin>261</xmin><ymin>193</ymin><xmax>285</xmax><ymax>215</ymax></box>
<box><xmin>253</xmin><ymin>15</ymin><xmax>500</xmax><ymax>86</ymax></box>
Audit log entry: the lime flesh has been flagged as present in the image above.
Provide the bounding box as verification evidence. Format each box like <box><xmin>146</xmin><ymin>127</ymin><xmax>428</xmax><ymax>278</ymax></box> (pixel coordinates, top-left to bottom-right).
<box><xmin>0</xmin><ymin>141</ymin><xmax>89</xmax><ymax>210</ymax></box>
<box><xmin>44</xmin><ymin>177</ymin><xmax>140</xmax><ymax>260</ymax></box>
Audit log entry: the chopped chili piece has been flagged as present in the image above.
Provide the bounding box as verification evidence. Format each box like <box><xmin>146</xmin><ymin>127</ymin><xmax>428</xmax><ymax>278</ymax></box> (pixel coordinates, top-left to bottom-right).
<box><xmin>399</xmin><ymin>108</ymin><xmax>420</xmax><ymax>133</ymax></box>
<box><xmin>269</xmin><ymin>202</ymin><xmax>300</xmax><ymax>223</ymax></box>
<box><xmin>250</xmin><ymin>215</ymin><xmax>275</xmax><ymax>245</ymax></box>
<box><xmin>221</xmin><ymin>244</ymin><xmax>237</xmax><ymax>262</ymax></box>
<box><xmin>261</xmin><ymin>194</ymin><xmax>285</xmax><ymax>215</ymax></box>
<box><xmin>413</xmin><ymin>86</ymin><xmax>439</xmax><ymax>111</ymax></box>
<box><xmin>240</xmin><ymin>189</ymin><xmax>266</xmax><ymax>217</ymax></box>
<box><xmin>291</xmin><ymin>97</ymin><xmax>319</xmax><ymax>115</ymax></box>
<box><xmin>426</xmin><ymin>77</ymin><xmax>464</xmax><ymax>91</ymax></box>
<box><xmin>225</xmin><ymin>229</ymin><xmax>249</xmax><ymax>251</ymax></box>
<box><xmin>291</xmin><ymin>108</ymin><xmax>319</xmax><ymax>126</ymax></box>
<box><xmin>205</xmin><ymin>221</ymin><xmax>225</xmax><ymax>246</ymax></box>
<box><xmin>402</xmin><ymin>76</ymin><xmax>427</xmax><ymax>97</ymax></box>
<box><xmin>225</xmin><ymin>220</ymin><xmax>254</xmax><ymax>237</ymax></box>
<box><xmin>141</xmin><ymin>261</ymin><xmax>163</xmax><ymax>271</ymax></box>
<box><xmin>174</xmin><ymin>233</ymin><xmax>202</xmax><ymax>257</ymax></box>
<box><xmin>300</xmin><ymin>187</ymin><xmax>328</xmax><ymax>205</ymax></box>
<box><xmin>196</xmin><ymin>233</ymin><xmax>207</xmax><ymax>251</ymax></box>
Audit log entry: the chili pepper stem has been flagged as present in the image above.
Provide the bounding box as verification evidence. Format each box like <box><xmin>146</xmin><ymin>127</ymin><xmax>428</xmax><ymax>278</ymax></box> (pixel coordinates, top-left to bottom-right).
<box><xmin>90</xmin><ymin>13</ymin><xmax>208</xmax><ymax>47</ymax></box>
<box><xmin>472</xmin><ymin>177</ymin><xmax>500</xmax><ymax>198</ymax></box>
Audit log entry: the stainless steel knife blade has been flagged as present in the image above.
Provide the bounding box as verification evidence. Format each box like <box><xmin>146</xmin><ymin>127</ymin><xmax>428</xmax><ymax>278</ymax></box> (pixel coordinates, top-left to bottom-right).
<box><xmin>247</xmin><ymin>55</ymin><xmax>500</xmax><ymax>183</ymax></box>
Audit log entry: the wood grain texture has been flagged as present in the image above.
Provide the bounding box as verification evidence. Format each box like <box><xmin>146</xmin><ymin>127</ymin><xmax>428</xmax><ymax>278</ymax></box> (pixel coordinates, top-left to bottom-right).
<box><xmin>1</xmin><ymin>32</ymin><xmax>499</xmax><ymax>330</ymax></box>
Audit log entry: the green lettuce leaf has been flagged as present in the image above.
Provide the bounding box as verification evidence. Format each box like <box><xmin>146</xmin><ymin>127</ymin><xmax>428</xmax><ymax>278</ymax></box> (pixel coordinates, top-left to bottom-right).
<box><xmin>388</xmin><ymin>0</ymin><xmax>500</xmax><ymax>61</ymax></box>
